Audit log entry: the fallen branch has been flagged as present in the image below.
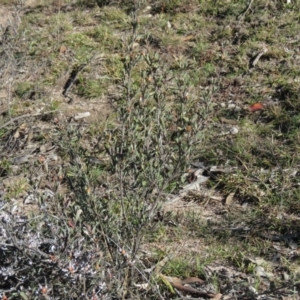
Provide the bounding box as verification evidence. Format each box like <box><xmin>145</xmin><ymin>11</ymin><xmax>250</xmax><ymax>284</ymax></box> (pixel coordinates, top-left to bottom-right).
<box><xmin>0</xmin><ymin>110</ymin><xmax>55</xmax><ymax>130</ymax></box>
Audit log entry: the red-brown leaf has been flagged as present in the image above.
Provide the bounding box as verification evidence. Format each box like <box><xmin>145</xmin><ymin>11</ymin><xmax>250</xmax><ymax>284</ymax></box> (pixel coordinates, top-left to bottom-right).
<box><xmin>249</xmin><ymin>103</ymin><xmax>264</xmax><ymax>112</ymax></box>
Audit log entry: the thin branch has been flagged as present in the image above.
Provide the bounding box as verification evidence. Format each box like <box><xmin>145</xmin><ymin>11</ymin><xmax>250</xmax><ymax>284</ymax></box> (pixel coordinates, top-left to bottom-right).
<box><xmin>238</xmin><ymin>0</ymin><xmax>254</xmax><ymax>22</ymax></box>
<box><xmin>0</xmin><ymin>110</ymin><xmax>55</xmax><ymax>130</ymax></box>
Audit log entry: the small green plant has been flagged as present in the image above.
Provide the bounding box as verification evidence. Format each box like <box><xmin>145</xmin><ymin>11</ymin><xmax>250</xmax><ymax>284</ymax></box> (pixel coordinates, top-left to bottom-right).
<box><xmin>76</xmin><ymin>76</ymin><xmax>105</xmax><ymax>98</ymax></box>
<box><xmin>4</xmin><ymin>176</ymin><xmax>30</xmax><ymax>200</ymax></box>
<box><xmin>14</xmin><ymin>82</ymin><xmax>33</xmax><ymax>98</ymax></box>
<box><xmin>0</xmin><ymin>158</ymin><xmax>11</xmax><ymax>177</ymax></box>
<box><xmin>49</xmin><ymin>100</ymin><xmax>61</xmax><ymax>111</ymax></box>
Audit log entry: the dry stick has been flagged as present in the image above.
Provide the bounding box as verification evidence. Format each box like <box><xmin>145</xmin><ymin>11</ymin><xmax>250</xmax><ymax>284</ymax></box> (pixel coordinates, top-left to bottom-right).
<box><xmin>238</xmin><ymin>0</ymin><xmax>254</xmax><ymax>22</ymax></box>
<box><xmin>249</xmin><ymin>48</ymin><xmax>268</xmax><ymax>68</ymax></box>
<box><xmin>62</xmin><ymin>52</ymin><xmax>99</xmax><ymax>102</ymax></box>
<box><xmin>7</xmin><ymin>80</ymin><xmax>12</xmax><ymax>119</ymax></box>
<box><xmin>0</xmin><ymin>110</ymin><xmax>55</xmax><ymax>130</ymax></box>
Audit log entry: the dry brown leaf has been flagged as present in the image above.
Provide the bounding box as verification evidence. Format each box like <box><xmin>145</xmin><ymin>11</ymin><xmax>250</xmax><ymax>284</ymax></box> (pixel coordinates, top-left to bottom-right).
<box><xmin>181</xmin><ymin>35</ymin><xmax>196</xmax><ymax>42</ymax></box>
<box><xmin>181</xmin><ymin>277</ymin><xmax>205</xmax><ymax>285</ymax></box>
<box><xmin>219</xmin><ymin>117</ymin><xmax>238</xmax><ymax>125</ymax></box>
<box><xmin>161</xmin><ymin>275</ymin><xmax>216</xmax><ymax>298</ymax></box>
<box><xmin>59</xmin><ymin>45</ymin><xmax>67</xmax><ymax>54</ymax></box>
<box><xmin>225</xmin><ymin>192</ymin><xmax>235</xmax><ymax>206</ymax></box>
<box><xmin>212</xmin><ymin>294</ymin><xmax>223</xmax><ymax>300</ymax></box>
<box><xmin>74</xmin><ymin>112</ymin><xmax>91</xmax><ymax>120</ymax></box>
<box><xmin>13</xmin><ymin>129</ymin><xmax>20</xmax><ymax>139</ymax></box>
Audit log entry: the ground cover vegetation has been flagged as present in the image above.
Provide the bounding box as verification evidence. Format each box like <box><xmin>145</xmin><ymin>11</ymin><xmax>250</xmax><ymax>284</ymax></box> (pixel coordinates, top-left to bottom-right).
<box><xmin>0</xmin><ymin>0</ymin><xmax>300</xmax><ymax>299</ymax></box>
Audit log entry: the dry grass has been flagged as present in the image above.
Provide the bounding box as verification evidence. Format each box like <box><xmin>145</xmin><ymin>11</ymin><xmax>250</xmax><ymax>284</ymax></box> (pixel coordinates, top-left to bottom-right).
<box><xmin>1</xmin><ymin>0</ymin><xmax>300</xmax><ymax>299</ymax></box>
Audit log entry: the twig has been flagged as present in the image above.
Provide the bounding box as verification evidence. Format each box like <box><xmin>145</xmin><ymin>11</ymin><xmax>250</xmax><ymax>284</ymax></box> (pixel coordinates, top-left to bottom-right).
<box><xmin>62</xmin><ymin>52</ymin><xmax>100</xmax><ymax>102</ymax></box>
<box><xmin>0</xmin><ymin>110</ymin><xmax>55</xmax><ymax>130</ymax></box>
<box><xmin>238</xmin><ymin>0</ymin><xmax>254</xmax><ymax>22</ymax></box>
<box><xmin>249</xmin><ymin>47</ymin><xmax>268</xmax><ymax>68</ymax></box>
